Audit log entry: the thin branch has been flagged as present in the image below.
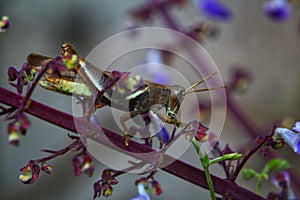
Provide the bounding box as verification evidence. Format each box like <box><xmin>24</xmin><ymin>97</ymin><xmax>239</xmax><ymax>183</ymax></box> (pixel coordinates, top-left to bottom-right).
<box><xmin>230</xmin><ymin>136</ymin><xmax>267</xmax><ymax>182</ymax></box>
<box><xmin>35</xmin><ymin>139</ymin><xmax>81</xmax><ymax>164</ymax></box>
<box><xmin>95</xmin><ymin>161</ymin><xmax>147</xmax><ymax>184</ymax></box>
<box><xmin>21</xmin><ymin>64</ymin><xmax>49</xmax><ymax>109</ymax></box>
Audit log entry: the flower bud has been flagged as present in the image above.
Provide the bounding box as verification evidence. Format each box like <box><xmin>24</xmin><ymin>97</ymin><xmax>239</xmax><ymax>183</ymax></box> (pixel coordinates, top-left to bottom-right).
<box><xmin>102</xmin><ymin>182</ymin><xmax>113</xmax><ymax>197</ymax></box>
<box><xmin>41</xmin><ymin>163</ymin><xmax>53</xmax><ymax>174</ymax></box>
<box><xmin>0</xmin><ymin>16</ymin><xmax>10</xmax><ymax>32</ymax></box>
<box><xmin>151</xmin><ymin>180</ymin><xmax>163</xmax><ymax>195</ymax></box>
<box><xmin>19</xmin><ymin>160</ymin><xmax>40</xmax><ymax>184</ymax></box>
<box><xmin>93</xmin><ymin>182</ymin><xmax>102</xmax><ymax>199</ymax></box>
<box><xmin>195</xmin><ymin>122</ymin><xmax>208</xmax><ymax>142</ymax></box>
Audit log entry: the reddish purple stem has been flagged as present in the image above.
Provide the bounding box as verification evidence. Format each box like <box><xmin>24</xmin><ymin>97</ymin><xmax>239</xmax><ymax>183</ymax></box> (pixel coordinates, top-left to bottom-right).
<box><xmin>35</xmin><ymin>139</ymin><xmax>81</xmax><ymax>164</ymax></box>
<box><xmin>0</xmin><ymin>86</ymin><xmax>265</xmax><ymax>200</ymax></box>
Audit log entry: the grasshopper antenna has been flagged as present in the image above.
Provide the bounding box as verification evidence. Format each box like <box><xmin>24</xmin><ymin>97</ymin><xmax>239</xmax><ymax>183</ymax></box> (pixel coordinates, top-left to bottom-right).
<box><xmin>185</xmin><ymin>71</ymin><xmax>218</xmax><ymax>92</ymax></box>
<box><xmin>183</xmin><ymin>86</ymin><xmax>226</xmax><ymax>95</ymax></box>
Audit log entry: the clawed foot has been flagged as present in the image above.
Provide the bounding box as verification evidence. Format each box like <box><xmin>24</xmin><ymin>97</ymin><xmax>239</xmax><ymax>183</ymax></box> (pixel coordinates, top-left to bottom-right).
<box><xmin>124</xmin><ymin>131</ymin><xmax>129</xmax><ymax>146</ymax></box>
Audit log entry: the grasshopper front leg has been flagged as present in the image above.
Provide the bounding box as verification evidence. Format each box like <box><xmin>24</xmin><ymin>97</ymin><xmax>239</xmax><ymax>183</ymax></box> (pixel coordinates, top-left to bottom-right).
<box><xmin>120</xmin><ymin>109</ymin><xmax>141</xmax><ymax>146</ymax></box>
<box><xmin>151</xmin><ymin>106</ymin><xmax>184</xmax><ymax>128</ymax></box>
<box><xmin>119</xmin><ymin>104</ymin><xmax>184</xmax><ymax>146</ymax></box>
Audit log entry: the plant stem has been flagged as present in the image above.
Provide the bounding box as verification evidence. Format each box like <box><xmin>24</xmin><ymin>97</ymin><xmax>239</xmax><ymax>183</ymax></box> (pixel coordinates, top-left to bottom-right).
<box><xmin>256</xmin><ymin>177</ymin><xmax>263</xmax><ymax>194</ymax></box>
<box><xmin>0</xmin><ymin>86</ymin><xmax>266</xmax><ymax>200</ymax></box>
<box><xmin>95</xmin><ymin>162</ymin><xmax>147</xmax><ymax>184</ymax></box>
<box><xmin>201</xmin><ymin>155</ymin><xmax>216</xmax><ymax>200</ymax></box>
<box><xmin>192</xmin><ymin>138</ymin><xmax>216</xmax><ymax>199</ymax></box>
<box><xmin>231</xmin><ymin>136</ymin><xmax>267</xmax><ymax>182</ymax></box>
<box><xmin>35</xmin><ymin>138</ymin><xmax>81</xmax><ymax>163</ymax></box>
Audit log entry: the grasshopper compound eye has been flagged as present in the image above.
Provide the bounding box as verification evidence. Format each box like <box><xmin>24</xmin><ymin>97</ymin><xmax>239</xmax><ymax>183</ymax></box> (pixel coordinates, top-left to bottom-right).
<box><xmin>167</xmin><ymin>112</ymin><xmax>176</xmax><ymax>119</ymax></box>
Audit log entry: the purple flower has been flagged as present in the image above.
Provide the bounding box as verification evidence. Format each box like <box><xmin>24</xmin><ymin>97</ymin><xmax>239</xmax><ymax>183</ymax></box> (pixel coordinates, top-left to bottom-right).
<box><xmin>101</xmin><ymin>169</ymin><xmax>119</xmax><ymax>185</ymax></box>
<box><xmin>7</xmin><ymin>62</ymin><xmax>34</xmax><ymax>94</ymax></box>
<box><xmin>8</xmin><ymin>122</ymin><xmax>20</xmax><ymax>146</ymax></box>
<box><xmin>157</xmin><ymin>126</ymin><xmax>170</xmax><ymax>144</ymax></box>
<box><xmin>151</xmin><ymin>180</ymin><xmax>163</xmax><ymax>196</ymax></box>
<box><xmin>272</xmin><ymin>171</ymin><xmax>290</xmax><ymax>188</ymax></box>
<box><xmin>102</xmin><ymin>182</ymin><xmax>113</xmax><ymax>197</ymax></box>
<box><xmin>274</xmin><ymin>127</ymin><xmax>300</xmax><ymax>155</ymax></box>
<box><xmin>263</xmin><ymin>0</ymin><xmax>291</xmax><ymax>21</ymax></box>
<box><xmin>292</xmin><ymin>121</ymin><xmax>300</xmax><ymax>133</ymax></box>
<box><xmin>198</xmin><ymin>0</ymin><xmax>232</xmax><ymax>21</ymax></box>
<box><xmin>0</xmin><ymin>16</ymin><xmax>10</xmax><ymax>32</ymax></box>
<box><xmin>108</xmin><ymin>177</ymin><xmax>118</xmax><ymax>185</ymax></box>
<box><xmin>272</xmin><ymin>171</ymin><xmax>297</xmax><ymax>200</ymax></box>
<box><xmin>131</xmin><ymin>183</ymin><xmax>151</xmax><ymax>200</ymax></box>
<box><xmin>7</xmin><ymin>114</ymin><xmax>31</xmax><ymax>146</ymax></box>
<box><xmin>93</xmin><ymin>182</ymin><xmax>102</xmax><ymax>199</ymax></box>
<box><xmin>150</xmin><ymin>111</ymin><xmax>170</xmax><ymax>143</ymax></box>
<box><xmin>195</xmin><ymin>122</ymin><xmax>209</xmax><ymax>142</ymax></box>
<box><xmin>146</xmin><ymin>49</ymin><xmax>170</xmax><ymax>85</ymax></box>
<box><xmin>18</xmin><ymin>113</ymin><xmax>31</xmax><ymax>135</ymax></box>
<box><xmin>19</xmin><ymin>160</ymin><xmax>40</xmax><ymax>184</ymax></box>
<box><xmin>8</xmin><ymin>65</ymin><xmax>28</xmax><ymax>94</ymax></box>
<box><xmin>72</xmin><ymin>152</ymin><xmax>94</xmax><ymax>176</ymax></box>
<box><xmin>41</xmin><ymin>163</ymin><xmax>53</xmax><ymax>174</ymax></box>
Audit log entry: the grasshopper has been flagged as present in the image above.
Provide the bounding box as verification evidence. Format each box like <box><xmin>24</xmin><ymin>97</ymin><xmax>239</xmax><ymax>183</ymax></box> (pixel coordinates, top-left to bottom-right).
<box><xmin>27</xmin><ymin>43</ymin><xmax>222</xmax><ymax>146</ymax></box>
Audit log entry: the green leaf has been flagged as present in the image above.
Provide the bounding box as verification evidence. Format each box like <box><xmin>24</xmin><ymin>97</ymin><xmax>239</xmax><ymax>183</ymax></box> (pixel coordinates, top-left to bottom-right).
<box><xmin>261</xmin><ymin>173</ymin><xmax>268</xmax><ymax>181</ymax></box>
<box><xmin>262</xmin><ymin>158</ymin><xmax>291</xmax><ymax>174</ymax></box>
<box><xmin>222</xmin><ymin>153</ymin><xmax>243</xmax><ymax>161</ymax></box>
<box><xmin>242</xmin><ymin>168</ymin><xmax>259</xmax><ymax>180</ymax></box>
<box><xmin>208</xmin><ymin>153</ymin><xmax>243</xmax><ymax>166</ymax></box>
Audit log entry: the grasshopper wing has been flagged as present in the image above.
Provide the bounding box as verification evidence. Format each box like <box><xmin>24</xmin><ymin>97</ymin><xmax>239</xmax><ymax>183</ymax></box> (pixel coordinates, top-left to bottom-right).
<box><xmin>27</xmin><ymin>53</ymin><xmax>78</xmax><ymax>80</ymax></box>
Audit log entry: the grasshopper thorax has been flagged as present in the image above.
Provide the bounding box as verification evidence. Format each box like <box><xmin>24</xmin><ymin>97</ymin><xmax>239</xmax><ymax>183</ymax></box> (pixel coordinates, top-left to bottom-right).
<box><xmin>166</xmin><ymin>85</ymin><xmax>185</xmax><ymax>119</ymax></box>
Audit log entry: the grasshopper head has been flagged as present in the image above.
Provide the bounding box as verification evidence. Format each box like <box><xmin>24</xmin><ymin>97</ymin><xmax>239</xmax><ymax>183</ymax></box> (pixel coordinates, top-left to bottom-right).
<box><xmin>167</xmin><ymin>85</ymin><xmax>185</xmax><ymax>119</ymax></box>
<box><xmin>166</xmin><ymin>72</ymin><xmax>223</xmax><ymax>120</ymax></box>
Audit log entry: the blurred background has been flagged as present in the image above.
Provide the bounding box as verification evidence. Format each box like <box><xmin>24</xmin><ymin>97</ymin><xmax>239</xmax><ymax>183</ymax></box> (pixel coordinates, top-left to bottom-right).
<box><xmin>0</xmin><ymin>0</ymin><xmax>300</xmax><ymax>199</ymax></box>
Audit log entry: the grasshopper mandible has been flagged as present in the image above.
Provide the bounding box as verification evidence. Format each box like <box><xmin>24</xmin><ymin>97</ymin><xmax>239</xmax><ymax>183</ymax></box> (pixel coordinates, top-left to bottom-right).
<box><xmin>27</xmin><ymin>43</ymin><xmax>222</xmax><ymax>146</ymax></box>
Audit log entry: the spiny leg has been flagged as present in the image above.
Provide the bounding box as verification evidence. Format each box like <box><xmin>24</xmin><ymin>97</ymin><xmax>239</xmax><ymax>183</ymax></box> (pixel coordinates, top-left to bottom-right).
<box><xmin>150</xmin><ymin>108</ymin><xmax>186</xmax><ymax>148</ymax></box>
<box><xmin>120</xmin><ymin>110</ymin><xmax>141</xmax><ymax>146</ymax></box>
<box><xmin>151</xmin><ymin>107</ymin><xmax>184</xmax><ymax>127</ymax></box>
